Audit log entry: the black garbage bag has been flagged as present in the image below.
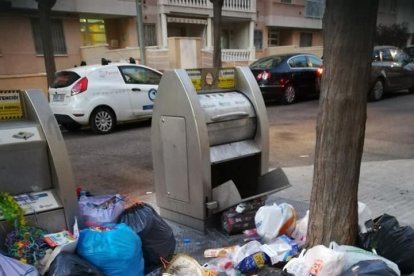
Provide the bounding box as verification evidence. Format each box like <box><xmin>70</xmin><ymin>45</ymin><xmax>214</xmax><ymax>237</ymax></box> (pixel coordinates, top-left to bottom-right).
<box><xmin>47</xmin><ymin>252</ymin><xmax>103</xmax><ymax>276</ymax></box>
<box><xmin>358</xmin><ymin>213</ymin><xmax>414</xmax><ymax>274</ymax></box>
<box><xmin>118</xmin><ymin>202</ymin><xmax>176</xmax><ymax>274</ymax></box>
<box><xmin>340</xmin><ymin>259</ymin><xmax>398</xmax><ymax>276</ymax></box>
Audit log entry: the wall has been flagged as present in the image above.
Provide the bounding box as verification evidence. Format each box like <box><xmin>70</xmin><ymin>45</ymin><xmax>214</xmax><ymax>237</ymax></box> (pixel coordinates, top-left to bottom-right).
<box><xmin>168</xmin><ymin>37</ymin><xmax>201</xmax><ymax>69</ymax></box>
<box><xmin>0</xmin><ymin>16</ymin><xmax>81</xmax><ymax>95</ymax></box>
<box><xmin>264</xmin><ymin>45</ymin><xmax>323</xmax><ymax>58</ymax></box>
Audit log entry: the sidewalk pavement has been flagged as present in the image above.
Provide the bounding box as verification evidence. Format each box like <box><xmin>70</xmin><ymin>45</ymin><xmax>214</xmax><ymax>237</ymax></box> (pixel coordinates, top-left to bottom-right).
<box><xmin>276</xmin><ymin>159</ymin><xmax>414</xmax><ymax>227</ymax></box>
<box><xmin>141</xmin><ymin>159</ymin><xmax>414</xmax><ymax>227</ymax></box>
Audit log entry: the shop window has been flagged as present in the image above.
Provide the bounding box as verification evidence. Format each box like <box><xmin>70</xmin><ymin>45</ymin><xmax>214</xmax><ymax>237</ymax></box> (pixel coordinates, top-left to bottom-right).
<box><xmin>144</xmin><ymin>24</ymin><xmax>157</xmax><ymax>46</ymax></box>
<box><xmin>300</xmin><ymin>32</ymin><xmax>313</xmax><ymax>47</ymax></box>
<box><xmin>268</xmin><ymin>29</ymin><xmax>280</xmax><ymax>47</ymax></box>
<box><xmin>80</xmin><ymin>18</ymin><xmax>107</xmax><ymax>46</ymax></box>
<box><xmin>31</xmin><ymin>19</ymin><xmax>67</xmax><ymax>55</ymax></box>
<box><xmin>254</xmin><ymin>30</ymin><xmax>263</xmax><ymax>49</ymax></box>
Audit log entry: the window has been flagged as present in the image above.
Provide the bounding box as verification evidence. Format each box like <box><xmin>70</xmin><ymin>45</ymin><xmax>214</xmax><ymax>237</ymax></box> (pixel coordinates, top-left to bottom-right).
<box><xmin>300</xmin><ymin>32</ymin><xmax>313</xmax><ymax>47</ymax></box>
<box><xmin>144</xmin><ymin>24</ymin><xmax>157</xmax><ymax>46</ymax></box>
<box><xmin>268</xmin><ymin>29</ymin><xmax>280</xmax><ymax>47</ymax></box>
<box><xmin>281</xmin><ymin>0</ymin><xmax>292</xmax><ymax>3</ymax></box>
<box><xmin>31</xmin><ymin>19</ymin><xmax>67</xmax><ymax>55</ymax></box>
<box><xmin>119</xmin><ymin>66</ymin><xmax>161</xmax><ymax>85</ymax></box>
<box><xmin>80</xmin><ymin>19</ymin><xmax>107</xmax><ymax>46</ymax></box>
<box><xmin>254</xmin><ymin>30</ymin><xmax>263</xmax><ymax>49</ymax></box>
<box><xmin>306</xmin><ymin>0</ymin><xmax>325</xmax><ymax>18</ymax></box>
<box><xmin>289</xmin><ymin>56</ymin><xmax>308</xmax><ymax>68</ymax></box>
<box><xmin>307</xmin><ymin>55</ymin><xmax>322</xmax><ymax>68</ymax></box>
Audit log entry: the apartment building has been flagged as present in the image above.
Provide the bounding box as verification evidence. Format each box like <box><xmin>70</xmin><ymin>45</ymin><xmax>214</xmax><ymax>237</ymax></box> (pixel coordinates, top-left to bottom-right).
<box><xmin>0</xmin><ymin>0</ymin><xmax>413</xmax><ymax>92</ymax></box>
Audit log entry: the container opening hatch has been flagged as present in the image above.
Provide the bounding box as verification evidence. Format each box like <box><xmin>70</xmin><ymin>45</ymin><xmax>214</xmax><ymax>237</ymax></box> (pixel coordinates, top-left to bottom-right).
<box><xmin>151</xmin><ymin>67</ymin><xmax>290</xmax><ymax>232</ymax></box>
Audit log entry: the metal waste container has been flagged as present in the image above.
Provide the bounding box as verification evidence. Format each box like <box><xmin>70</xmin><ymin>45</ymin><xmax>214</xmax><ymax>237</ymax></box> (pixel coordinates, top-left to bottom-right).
<box><xmin>0</xmin><ymin>90</ymin><xmax>78</xmax><ymax>246</ymax></box>
<box><xmin>151</xmin><ymin>67</ymin><xmax>290</xmax><ymax>231</ymax></box>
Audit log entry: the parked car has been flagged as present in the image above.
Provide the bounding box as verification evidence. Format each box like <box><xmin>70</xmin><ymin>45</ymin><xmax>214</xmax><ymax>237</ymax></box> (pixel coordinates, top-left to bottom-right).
<box><xmin>49</xmin><ymin>62</ymin><xmax>162</xmax><ymax>134</ymax></box>
<box><xmin>370</xmin><ymin>45</ymin><xmax>414</xmax><ymax>101</ymax></box>
<box><xmin>250</xmin><ymin>53</ymin><xmax>323</xmax><ymax>104</ymax></box>
<box><xmin>403</xmin><ymin>45</ymin><xmax>414</xmax><ymax>59</ymax></box>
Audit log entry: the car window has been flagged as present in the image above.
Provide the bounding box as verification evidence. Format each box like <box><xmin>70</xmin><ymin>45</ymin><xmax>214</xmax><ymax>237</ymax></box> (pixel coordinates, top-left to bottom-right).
<box><xmin>394</xmin><ymin>49</ymin><xmax>410</xmax><ymax>63</ymax></box>
<box><xmin>250</xmin><ymin>56</ymin><xmax>283</xmax><ymax>69</ymax></box>
<box><xmin>307</xmin><ymin>56</ymin><xmax>322</xmax><ymax>68</ymax></box>
<box><xmin>288</xmin><ymin>56</ymin><xmax>308</xmax><ymax>68</ymax></box>
<box><xmin>119</xmin><ymin>66</ymin><xmax>162</xmax><ymax>85</ymax></box>
<box><xmin>51</xmin><ymin>71</ymin><xmax>80</xmax><ymax>88</ymax></box>
<box><xmin>380</xmin><ymin>49</ymin><xmax>393</xmax><ymax>62</ymax></box>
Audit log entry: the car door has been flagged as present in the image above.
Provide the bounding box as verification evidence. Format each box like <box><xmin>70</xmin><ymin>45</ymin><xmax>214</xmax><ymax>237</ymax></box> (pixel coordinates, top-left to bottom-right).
<box><xmin>306</xmin><ymin>55</ymin><xmax>323</xmax><ymax>95</ymax></box>
<box><xmin>394</xmin><ymin>49</ymin><xmax>414</xmax><ymax>89</ymax></box>
<box><xmin>288</xmin><ymin>55</ymin><xmax>312</xmax><ymax>93</ymax></box>
<box><xmin>378</xmin><ymin>48</ymin><xmax>403</xmax><ymax>90</ymax></box>
<box><xmin>118</xmin><ymin>65</ymin><xmax>162</xmax><ymax>116</ymax></box>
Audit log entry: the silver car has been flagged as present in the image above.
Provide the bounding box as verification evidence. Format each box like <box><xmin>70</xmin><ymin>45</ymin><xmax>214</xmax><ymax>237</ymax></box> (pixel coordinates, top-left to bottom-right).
<box><xmin>370</xmin><ymin>46</ymin><xmax>414</xmax><ymax>101</ymax></box>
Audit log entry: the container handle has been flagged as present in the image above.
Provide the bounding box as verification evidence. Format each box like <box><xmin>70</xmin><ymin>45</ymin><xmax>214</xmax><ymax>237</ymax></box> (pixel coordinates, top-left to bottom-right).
<box><xmin>210</xmin><ymin>111</ymin><xmax>249</xmax><ymax>122</ymax></box>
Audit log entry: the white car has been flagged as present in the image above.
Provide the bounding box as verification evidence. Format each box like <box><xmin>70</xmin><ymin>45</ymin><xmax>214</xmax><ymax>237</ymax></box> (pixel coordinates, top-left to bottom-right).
<box><xmin>49</xmin><ymin>62</ymin><xmax>162</xmax><ymax>134</ymax></box>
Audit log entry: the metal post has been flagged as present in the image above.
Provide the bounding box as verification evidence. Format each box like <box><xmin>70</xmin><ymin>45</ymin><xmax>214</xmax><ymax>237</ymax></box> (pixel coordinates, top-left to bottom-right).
<box><xmin>135</xmin><ymin>0</ymin><xmax>146</xmax><ymax>64</ymax></box>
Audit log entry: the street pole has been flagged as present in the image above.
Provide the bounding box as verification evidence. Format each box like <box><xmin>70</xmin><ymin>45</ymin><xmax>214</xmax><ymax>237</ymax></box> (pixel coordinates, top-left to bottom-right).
<box><xmin>135</xmin><ymin>0</ymin><xmax>146</xmax><ymax>65</ymax></box>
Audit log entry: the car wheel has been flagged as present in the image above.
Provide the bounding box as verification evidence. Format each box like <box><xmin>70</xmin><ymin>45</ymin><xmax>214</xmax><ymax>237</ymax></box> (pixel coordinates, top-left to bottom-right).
<box><xmin>61</xmin><ymin>123</ymin><xmax>81</xmax><ymax>131</ymax></box>
<box><xmin>90</xmin><ymin>107</ymin><xmax>116</xmax><ymax>134</ymax></box>
<box><xmin>282</xmin><ymin>85</ymin><xmax>296</xmax><ymax>104</ymax></box>
<box><xmin>369</xmin><ymin>79</ymin><xmax>384</xmax><ymax>101</ymax></box>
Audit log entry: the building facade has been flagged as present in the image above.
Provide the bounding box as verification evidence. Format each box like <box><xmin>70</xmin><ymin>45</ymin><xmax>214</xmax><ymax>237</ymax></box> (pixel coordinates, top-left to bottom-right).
<box><xmin>0</xmin><ymin>0</ymin><xmax>413</xmax><ymax>92</ymax></box>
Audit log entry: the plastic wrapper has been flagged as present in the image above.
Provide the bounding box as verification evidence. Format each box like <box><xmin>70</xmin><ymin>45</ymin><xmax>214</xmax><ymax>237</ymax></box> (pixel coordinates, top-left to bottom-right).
<box><xmin>260</xmin><ymin>235</ymin><xmax>301</xmax><ymax>265</ymax></box>
<box><xmin>118</xmin><ymin>203</ymin><xmax>175</xmax><ymax>273</ymax></box>
<box><xmin>47</xmin><ymin>252</ymin><xmax>103</xmax><ymax>276</ymax></box>
<box><xmin>235</xmin><ymin>251</ymin><xmax>270</xmax><ymax>274</ymax></box>
<box><xmin>76</xmin><ymin>223</ymin><xmax>144</xmax><ymax>276</ymax></box>
<box><xmin>358</xmin><ymin>213</ymin><xmax>414</xmax><ymax>274</ymax></box>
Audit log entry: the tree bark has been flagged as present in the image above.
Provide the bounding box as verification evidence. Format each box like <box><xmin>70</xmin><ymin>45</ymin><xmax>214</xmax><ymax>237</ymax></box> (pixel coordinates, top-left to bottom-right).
<box><xmin>307</xmin><ymin>0</ymin><xmax>379</xmax><ymax>247</ymax></box>
<box><xmin>37</xmin><ymin>0</ymin><xmax>57</xmax><ymax>87</ymax></box>
<box><xmin>210</xmin><ymin>0</ymin><xmax>224</xmax><ymax>68</ymax></box>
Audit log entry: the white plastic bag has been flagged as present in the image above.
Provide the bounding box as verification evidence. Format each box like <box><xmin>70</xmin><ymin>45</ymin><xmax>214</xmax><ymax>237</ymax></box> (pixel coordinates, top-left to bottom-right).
<box><xmin>329</xmin><ymin>242</ymin><xmax>400</xmax><ymax>275</ymax></box>
<box><xmin>0</xmin><ymin>253</ymin><xmax>39</xmax><ymax>276</ymax></box>
<box><xmin>283</xmin><ymin>244</ymin><xmax>345</xmax><ymax>276</ymax></box>
<box><xmin>291</xmin><ymin>210</ymin><xmax>309</xmax><ymax>246</ymax></box>
<box><xmin>78</xmin><ymin>194</ymin><xmax>124</xmax><ymax>226</ymax></box>
<box><xmin>255</xmin><ymin>203</ymin><xmax>296</xmax><ymax>242</ymax></box>
<box><xmin>358</xmin><ymin>202</ymin><xmax>372</xmax><ymax>233</ymax></box>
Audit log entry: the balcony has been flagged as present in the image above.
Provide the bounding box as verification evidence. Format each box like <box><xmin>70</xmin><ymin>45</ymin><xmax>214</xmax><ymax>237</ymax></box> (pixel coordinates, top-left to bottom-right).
<box><xmin>159</xmin><ymin>0</ymin><xmax>256</xmax><ymax>17</ymax></box>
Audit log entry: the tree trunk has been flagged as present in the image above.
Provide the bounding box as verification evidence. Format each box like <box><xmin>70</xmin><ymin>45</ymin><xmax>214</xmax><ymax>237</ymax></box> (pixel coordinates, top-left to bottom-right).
<box><xmin>211</xmin><ymin>0</ymin><xmax>224</xmax><ymax>68</ymax></box>
<box><xmin>37</xmin><ymin>0</ymin><xmax>57</xmax><ymax>87</ymax></box>
<box><xmin>307</xmin><ymin>0</ymin><xmax>379</xmax><ymax>247</ymax></box>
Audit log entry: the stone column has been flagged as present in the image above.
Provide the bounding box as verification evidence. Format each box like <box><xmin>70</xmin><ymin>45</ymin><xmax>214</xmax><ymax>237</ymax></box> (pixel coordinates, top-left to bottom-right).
<box><xmin>161</xmin><ymin>13</ymin><xmax>168</xmax><ymax>48</ymax></box>
<box><xmin>207</xmin><ymin>17</ymin><xmax>213</xmax><ymax>50</ymax></box>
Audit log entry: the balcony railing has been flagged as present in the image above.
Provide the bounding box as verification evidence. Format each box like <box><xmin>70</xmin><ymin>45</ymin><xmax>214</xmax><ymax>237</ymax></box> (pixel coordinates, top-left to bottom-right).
<box><xmin>222</xmin><ymin>49</ymin><xmax>252</xmax><ymax>61</ymax></box>
<box><xmin>161</xmin><ymin>0</ymin><xmax>255</xmax><ymax>12</ymax></box>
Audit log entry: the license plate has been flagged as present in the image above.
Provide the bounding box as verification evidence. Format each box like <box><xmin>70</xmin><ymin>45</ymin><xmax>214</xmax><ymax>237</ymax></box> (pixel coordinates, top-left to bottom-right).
<box><xmin>52</xmin><ymin>94</ymin><xmax>65</xmax><ymax>102</ymax></box>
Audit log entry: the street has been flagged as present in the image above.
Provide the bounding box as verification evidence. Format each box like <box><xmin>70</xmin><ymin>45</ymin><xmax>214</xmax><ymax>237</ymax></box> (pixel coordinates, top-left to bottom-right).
<box><xmin>63</xmin><ymin>91</ymin><xmax>414</xmax><ymax>199</ymax></box>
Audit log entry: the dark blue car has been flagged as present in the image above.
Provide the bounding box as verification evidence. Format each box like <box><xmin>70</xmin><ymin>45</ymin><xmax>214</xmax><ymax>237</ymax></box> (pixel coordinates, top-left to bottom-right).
<box><xmin>250</xmin><ymin>53</ymin><xmax>323</xmax><ymax>104</ymax></box>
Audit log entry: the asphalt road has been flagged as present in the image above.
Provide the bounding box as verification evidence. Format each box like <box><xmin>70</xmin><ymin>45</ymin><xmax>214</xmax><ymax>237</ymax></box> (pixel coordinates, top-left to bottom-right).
<box><xmin>62</xmin><ymin>91</ymin><xmax>414</xmax><ymax>198</ymax></box>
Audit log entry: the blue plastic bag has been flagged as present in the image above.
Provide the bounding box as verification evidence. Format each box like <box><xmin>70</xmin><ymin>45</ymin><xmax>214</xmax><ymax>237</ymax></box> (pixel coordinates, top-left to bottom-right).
<box><xmin>77</xmin><ymin>223</ymin><xmax>144</xmax><ymax>276</ymax></box>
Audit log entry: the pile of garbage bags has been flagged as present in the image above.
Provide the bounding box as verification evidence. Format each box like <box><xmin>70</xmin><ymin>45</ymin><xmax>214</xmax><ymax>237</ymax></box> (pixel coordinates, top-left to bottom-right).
<box><xmin>1</xmin><ymin>192</ymin><xmax>414</xmax><ymax>276</ymax></box>
<box><xmin>0</xmin><ymin>192</ymin><xmax>176</xmax><ymax>276</ymax></box>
